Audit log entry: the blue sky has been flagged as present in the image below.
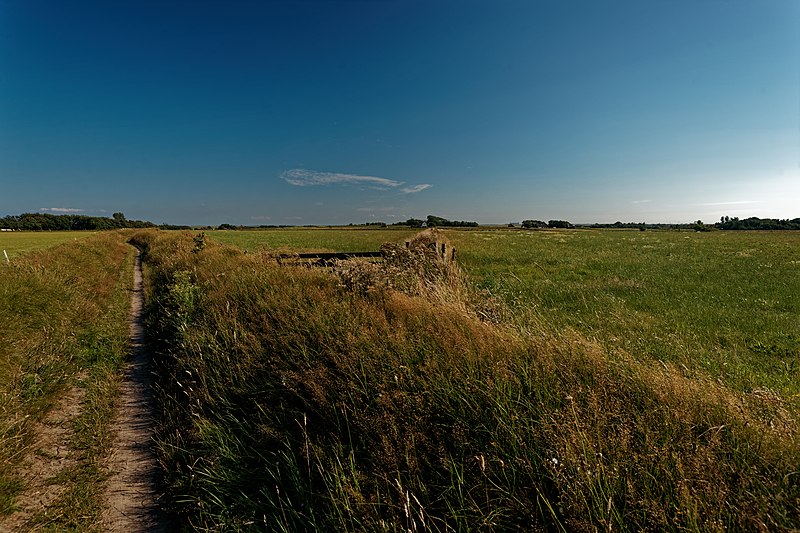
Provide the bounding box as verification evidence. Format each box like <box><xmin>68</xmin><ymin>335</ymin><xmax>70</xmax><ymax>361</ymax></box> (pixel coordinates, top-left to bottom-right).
<box><xmin>1</xmin><ymin>0</ymin><xmax>798</xmax><ymax>225</ymax></box>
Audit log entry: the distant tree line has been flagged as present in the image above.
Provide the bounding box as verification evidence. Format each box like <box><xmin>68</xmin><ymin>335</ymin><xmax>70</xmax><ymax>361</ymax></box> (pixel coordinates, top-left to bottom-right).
<box><xmin>520</xmin><ymin>220</ymin><xmax>574</xmax><ymax>229</ymax></box>
<box><xmin>393</xmin><ymin>218</ymin><xmax>425</xmax><ymax>228</ymax></box>
<box><xmin>393</xmin><ymin>215</ymin><xmax>478</xmax><ymax>228</ymax></box>
<box><xmin>425</xmin><ymin>215</ymin><xmax>478</xmax><ymax>227</ymax></box>
<box><xmin>584</xmin><ymin>217</ymin><xmax>800</xmax><ymax>231</ymax></box>
<box><xmin>716</xmin><ymin>216</ymin><xmax>800</xmax><ymax>230</ymax></box>
<box><xmin>160</xmin><ymin>224</ymin><xmax>194</xmax><ymax>230</ymax></box>
<box><xmin>0</xmin><ymin>212</ymin><xmax>156</xmax><ymax>231</ymax></box>
<box><xmin>521</xmin><ymin>220</ymin><xmax>547</xmax><ymax>228</ymax></box>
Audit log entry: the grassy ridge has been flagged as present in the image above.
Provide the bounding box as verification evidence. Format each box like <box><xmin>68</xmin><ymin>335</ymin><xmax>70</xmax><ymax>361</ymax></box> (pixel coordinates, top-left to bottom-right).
<box><xmin>133</xmin><ymin>230</ymin><xmax>798</xmax><ymax>531</ymax></box>
<box><xmin>0</xmin><ymin>232</ymin><xmax>134</xmax><ymax>528</ymax></box>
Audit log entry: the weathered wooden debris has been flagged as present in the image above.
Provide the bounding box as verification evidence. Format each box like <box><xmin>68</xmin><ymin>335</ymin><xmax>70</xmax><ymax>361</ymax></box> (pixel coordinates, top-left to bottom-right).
<box><xmin>278</xmin><ymin>229</ymin><xmax>456</xmax><ymax>267</ymax></box>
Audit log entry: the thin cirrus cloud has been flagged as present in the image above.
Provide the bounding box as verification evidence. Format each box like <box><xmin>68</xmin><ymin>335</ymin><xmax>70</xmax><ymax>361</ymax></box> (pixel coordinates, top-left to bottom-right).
<box><xmin>402</xmin><ymin>184</ymin><xmax>432</xmax><ymax>194</ymax></box>
<box><xmin>281</xmin><ymin>169</ymin><xmax>431</xmax><ymax>194</ymax></box>
<box><xmin>40</xmin><ymin>207</ymin><xmax>84</xmax><ymax>213</ymax></box>
<box><xmin>696</xmin><ymin>200</ymin><xmax>761</xmax><ymax>206</ymax></box>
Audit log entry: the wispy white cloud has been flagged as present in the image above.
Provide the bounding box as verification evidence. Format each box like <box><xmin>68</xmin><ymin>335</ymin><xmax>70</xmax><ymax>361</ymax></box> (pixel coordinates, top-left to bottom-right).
<box><xmin>696</xmin><ymin>200</ymin><xmax>762</xmax><ymax>206</ymax></box>
<box><xmin>40</xmin><ymin>207</ymin><xmax>84</xmax><ymax>213</ymax></box>
<box><xmin>631</xmin><ymin>199</ymin><xmax>651</xmax><ymax>204</ymax></box>
<box><xmin>281</xmin><ymin>169</ymin><xmax>432</xmax><ymax>195</ymax></box>
<box><xmin>250</xmin><ymin>215</ymin><xmax>271</xmax><ymax>221</ymax></box>
<box><xmin>281</xmin><ymin>169</ymin><xmax>401</xmax><ymax>188</ymax></box>
<box><xmin>402</xmin><ymin>184</ymin><xmax>432</xmax><ymax>194</ymax></box>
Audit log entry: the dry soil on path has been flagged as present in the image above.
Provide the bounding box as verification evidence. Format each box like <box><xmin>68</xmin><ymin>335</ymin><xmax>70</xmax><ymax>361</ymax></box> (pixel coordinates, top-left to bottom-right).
<box><xmin>101</xmin><ymin>250</ymin><xmax>167</xmax><ymax>531</ymax></box>
<box><xmin>0</xmin><ymin>383</ymin><xmax>86</xmax><ymax>532</ymax></box>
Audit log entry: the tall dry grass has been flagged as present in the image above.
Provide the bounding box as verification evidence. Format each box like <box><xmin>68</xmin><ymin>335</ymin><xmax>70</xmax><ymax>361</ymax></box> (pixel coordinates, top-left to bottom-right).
<box><xmin>131</xmin><ymin>230</ymin><xmax>798</xmax><ymax>531</ymax></box>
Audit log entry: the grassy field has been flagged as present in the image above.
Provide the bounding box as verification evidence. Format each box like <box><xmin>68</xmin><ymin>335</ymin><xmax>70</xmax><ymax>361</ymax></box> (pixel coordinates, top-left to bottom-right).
<box><xmin>0</xmin><ymin>231</ymin><xmax>97</xmax><ymax>258</ymax></box>
<box><xmin>443</xmin><ymin>227</ymin><xmax>800</xmax><ymax>398</ymax></box>
<box><xmin>132</xmin><ymin>229</ymin><xmax>798</xmax><ymax>530</ymax></box>
<box><xmin>209</xmin><ymin>227</ymin><xmax>800</xmax><ymax>398</ymax></box>
<box><xmin>207</xmin><ymin>226</ymin><xmax>418</xmax><ymax>253</ymax></box>
<box><xmin>4</xmin><ymin>228</ymin><xmax>797</xmax><ymax>529</ymax></box>
<box><xmin>0</xmin><ymin>232</ymin><xmax>134</xmax><ymax>529</ymax></box>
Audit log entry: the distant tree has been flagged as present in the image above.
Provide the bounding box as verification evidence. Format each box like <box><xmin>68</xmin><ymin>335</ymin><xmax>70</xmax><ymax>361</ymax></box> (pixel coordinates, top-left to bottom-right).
<box><xmin>112</xmin><ymin>212</ymin><xmax>126</xmax><ymax>222</ymax></box>
<box><xmin>217</xmin><ymin>223</ymin><xmax>238</xmax><ymax>230</ymax></box>
<box><xmin>426</xmin><ymin>215</ymin><xmax>478</xmax><ymax>227</ymax></box>
<box><xmin>521</xmin><ymin>219</ymin><xmax>547</xmax><ymax>228</ymax></box>
<box><xmin>692</xmin><ymin>220</ymin><xmax>713</xmax><ymax>232</ymax></box>
<box><xmin>547</xmin><ymin>220</ymin><xmax>572</xmax><ymax>229</ymax></box>
<box><xmin>426</xmin><ymin>215</ymin><xmax>447</xmax><ymax>227</ymax></box>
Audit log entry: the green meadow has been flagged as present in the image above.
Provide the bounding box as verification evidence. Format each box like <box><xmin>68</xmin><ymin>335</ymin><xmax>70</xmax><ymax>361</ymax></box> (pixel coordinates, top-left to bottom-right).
<box><xmin>207</xmin><ymin>226</ymin><xmax>419</xmax><ymax>253</ymax></box>
<box><xmin>210</xmin><ymin>227</ymin><xmax>800</xmax><ymax>398</ymax></box>
<box><xmin>0</xmin><ymin>231</ymin><xmax>96</xmax><ymax>258</ymax></box>
<box><xmin>444</xmin><ymin>228</ymin><xmax>800</xmax><ymax>397</ymax></box>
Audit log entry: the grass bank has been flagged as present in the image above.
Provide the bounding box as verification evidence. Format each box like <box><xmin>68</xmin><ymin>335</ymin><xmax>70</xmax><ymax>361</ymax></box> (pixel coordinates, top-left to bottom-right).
<box><xmin>132</xmin><ymin>230</ymin><xmax>798</xmax><ymax>531</ymax></box>
<box><xmin>0</xmin><ymin>231</ymin><xmax>97</xmax><ymax>259</ymax></box>
<box><xmin>0</xmin><ymin>231</ymin><xmax>134</xmax><ymax>529</ymax></box>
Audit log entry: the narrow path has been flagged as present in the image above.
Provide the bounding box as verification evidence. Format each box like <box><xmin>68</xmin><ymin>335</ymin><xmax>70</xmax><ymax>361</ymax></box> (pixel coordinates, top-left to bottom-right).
<box><xmin>102</xmin><ymin>250</ymin><xmax>166</xmax><ymax>531</ymax></box>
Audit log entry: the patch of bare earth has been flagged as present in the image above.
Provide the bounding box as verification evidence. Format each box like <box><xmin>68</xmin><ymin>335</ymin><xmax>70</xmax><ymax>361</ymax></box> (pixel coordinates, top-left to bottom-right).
<box><xmin>101</xmin><ymin>250</ymin><xmax>166</xmax><ymax>531</ymax></box>
<box><xmin>0</xmin><ymin>382</ymin><xmax>86</xmax><ymax>532</ymax></box>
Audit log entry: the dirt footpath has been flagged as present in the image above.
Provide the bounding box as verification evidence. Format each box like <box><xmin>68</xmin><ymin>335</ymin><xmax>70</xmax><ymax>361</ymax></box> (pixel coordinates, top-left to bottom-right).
<box><xmin>0</xmin><ymin>384</ymin><xmax>86</xmax><ymax>532</ymax></box>
<box><xmin>101</xmin><ymin>250</ymin><xmax>167</xmax><ymax>531</ymax></box>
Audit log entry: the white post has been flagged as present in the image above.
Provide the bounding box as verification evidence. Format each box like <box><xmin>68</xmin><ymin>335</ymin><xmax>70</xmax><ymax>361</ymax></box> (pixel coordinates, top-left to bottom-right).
<box><xmin>3</xmin><ymin>250</ymin><xmax>8</xmax><ymax>264</ymax></box>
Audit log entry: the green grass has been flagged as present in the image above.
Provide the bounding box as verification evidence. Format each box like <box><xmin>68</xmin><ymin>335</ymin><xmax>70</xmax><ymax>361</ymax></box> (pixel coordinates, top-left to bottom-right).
<box><xmin>0</xmin><ymin>231</ymin><xmax>134</xmax><ymax>529</ymax></box>
<box><xmin>206</xmin><ymin>226</ymin><xmax>419</xmax><ymax>253</ymax></box>
<box><xmin>132</xmin><ymin>229</ymin><xmax>799</xmax><ymax>531</ymax></box>
<box><xmin>442</xmin><ymin>227</ymin><xmax>800</xmax><ymax>398</ymax></box>
<box><xmin>0</xmin><ymin>231</ymin><xmax>97</xmax><ymax>259</ymax></box>
<box><xmin>208</xmin><ymin>226</ymin><xmax>800</xmax><ymax>398</ymax></box>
